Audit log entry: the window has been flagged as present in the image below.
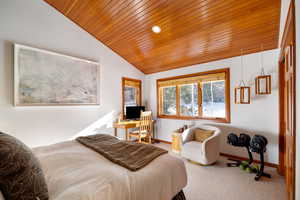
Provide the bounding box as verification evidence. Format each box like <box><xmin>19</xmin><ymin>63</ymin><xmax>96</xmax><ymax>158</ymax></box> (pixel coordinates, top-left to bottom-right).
<box><xmin>124</xmin><ymin>86</ymin><xmax>137</xmax><ymax>107</ymax></box>
<box><xmin>122</xmin><ymin>77</ymin><xmax>141</xmax><ymax>117</ymax></box>
<box><xmin>202</xmin><ymin>80</ymin><xmax>225</xmax><ymax>118</ymax></box>
<box><xmin>180</xmin><ymin>84</ymin><xmax>198</xmax><ymax>116</ymax></box>
<box><xmin>162</xmin><ymin>86</ymin><xmax>176</xmax><ymax>115</ymax></box>
<box><xmin>157</xmin><ymin>68</ymin><xmax>230</xmax><ymax>123</ymax></box>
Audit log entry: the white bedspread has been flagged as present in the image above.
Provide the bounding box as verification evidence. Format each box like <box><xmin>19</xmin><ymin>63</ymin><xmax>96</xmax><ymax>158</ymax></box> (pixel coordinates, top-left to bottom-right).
<box><xmin>33</xmin><ymin>141</ymin><xmax>187</xmax><ymax>200</ymax></box>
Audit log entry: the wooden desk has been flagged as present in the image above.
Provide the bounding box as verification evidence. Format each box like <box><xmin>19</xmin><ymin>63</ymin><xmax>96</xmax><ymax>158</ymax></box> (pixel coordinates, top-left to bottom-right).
<box><xmin>113</xmin><ymin>120</ymin><xmax>155</xmax><ymax>141</ymax></box>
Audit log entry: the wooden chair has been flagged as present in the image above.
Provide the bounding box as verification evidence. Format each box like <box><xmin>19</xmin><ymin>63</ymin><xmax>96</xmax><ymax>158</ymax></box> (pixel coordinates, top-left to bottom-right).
<box><xmin>129</xmin><ymin>111</ymin><xmax>152</xmax><ymax>144</ymax></box>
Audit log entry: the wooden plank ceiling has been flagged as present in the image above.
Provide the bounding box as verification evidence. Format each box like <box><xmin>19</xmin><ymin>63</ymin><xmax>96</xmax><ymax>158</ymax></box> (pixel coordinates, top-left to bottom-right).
<box><xmin>44</xmin><ymin>0</ymin><xmax>281</xmax><ymax>74</ymax></box>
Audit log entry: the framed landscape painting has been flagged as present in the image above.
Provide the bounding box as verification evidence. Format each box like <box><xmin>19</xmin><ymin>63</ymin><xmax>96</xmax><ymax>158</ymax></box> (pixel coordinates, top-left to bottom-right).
<box><xmin>14</xmin><ymin>44</ymin><xmax>100</xmax><ymax>106</ymax></box>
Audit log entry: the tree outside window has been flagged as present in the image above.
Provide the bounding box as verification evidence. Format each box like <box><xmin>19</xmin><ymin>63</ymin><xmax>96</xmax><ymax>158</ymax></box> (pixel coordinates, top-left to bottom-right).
<box><xmin>180</xmin><ymin>84</ymin><xmax>198</xmax><ymax>116</ymax></box>
<box><xmin>162</xmin><ymin>86</ymin><xmax>176</xmax><ymax>115</ymax></box>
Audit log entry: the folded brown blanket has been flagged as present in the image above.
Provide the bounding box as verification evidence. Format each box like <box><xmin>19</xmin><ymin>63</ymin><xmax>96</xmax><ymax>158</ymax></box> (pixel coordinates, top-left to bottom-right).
<box><xmin>76</xmin><ymin>134</ymin><xmax>168</xmax><ymax>171</ymax></box>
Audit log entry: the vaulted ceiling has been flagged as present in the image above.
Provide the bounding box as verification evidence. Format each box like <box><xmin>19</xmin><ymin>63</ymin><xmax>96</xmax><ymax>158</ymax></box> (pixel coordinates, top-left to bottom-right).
<box><xmin>44</xmin><ymin>0</ymin><xmax>281</xmax><ymax>74</ymax></box>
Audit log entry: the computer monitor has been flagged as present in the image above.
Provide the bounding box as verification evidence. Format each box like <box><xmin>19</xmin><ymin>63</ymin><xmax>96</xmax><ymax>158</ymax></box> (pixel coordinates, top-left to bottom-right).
<box><xmin>125</xmin><ymin>106</ymin><xmax>145</xmax><ymax>120</ymax></box>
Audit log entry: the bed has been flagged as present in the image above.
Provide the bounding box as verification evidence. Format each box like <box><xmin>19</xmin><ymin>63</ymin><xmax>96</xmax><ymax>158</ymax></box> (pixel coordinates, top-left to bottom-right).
<box><xmin>25</xmin><ymin>137</ymin><xmax>187</xmax><ymax>200</ymax></box>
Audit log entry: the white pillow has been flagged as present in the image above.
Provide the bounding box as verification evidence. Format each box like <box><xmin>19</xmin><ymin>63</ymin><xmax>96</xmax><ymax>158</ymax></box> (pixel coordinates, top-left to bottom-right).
<box><xmin>181</xmin><ymin>128</ymin><xmax>193</xmax><ymax>143</ymax></box>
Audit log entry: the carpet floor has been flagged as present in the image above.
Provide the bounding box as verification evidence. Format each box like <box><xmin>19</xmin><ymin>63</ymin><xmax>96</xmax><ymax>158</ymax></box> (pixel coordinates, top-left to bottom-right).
<box><xmin>155</xmin><ymin>143</ymin><xmax>286</xmax><ymax>200</ymax></box>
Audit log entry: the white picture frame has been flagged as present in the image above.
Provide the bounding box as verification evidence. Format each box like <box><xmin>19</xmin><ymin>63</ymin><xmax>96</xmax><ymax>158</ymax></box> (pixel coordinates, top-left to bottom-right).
<box><xmin>14</xmin><ymin>44</ymin><xmax>100</xmax><ymax>106</ymax></box>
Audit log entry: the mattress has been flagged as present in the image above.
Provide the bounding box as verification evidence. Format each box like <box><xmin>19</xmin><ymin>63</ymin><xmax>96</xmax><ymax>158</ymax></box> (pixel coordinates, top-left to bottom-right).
<box><xmin>32</xmin><ymin>141</ymin><xmax>187</xmax><ymax>200</ymax></box>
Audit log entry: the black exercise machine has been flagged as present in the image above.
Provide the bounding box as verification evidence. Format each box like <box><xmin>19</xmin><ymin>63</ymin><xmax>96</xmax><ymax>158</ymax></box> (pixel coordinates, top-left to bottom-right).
<box><xmin>226</xmin><ymin>133</ymin><xmax>253</xmax><ymax>167</ymax></box>
<box><xmin>249</xmin><ymin>135</ymin><xmax>271</xmax><ymax>181</ymax></box>
<box><xmin>227</xmin><ymin>133</ymin><xmax>271</xmax><ymax>181</ymax></box>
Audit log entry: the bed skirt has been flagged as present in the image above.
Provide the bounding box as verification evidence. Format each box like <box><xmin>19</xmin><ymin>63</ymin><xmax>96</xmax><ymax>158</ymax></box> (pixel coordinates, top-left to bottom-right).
<box><xmin>172</xmin><ymin>190</ymin><xmax>186</xmax><ymax>200</ymax></box>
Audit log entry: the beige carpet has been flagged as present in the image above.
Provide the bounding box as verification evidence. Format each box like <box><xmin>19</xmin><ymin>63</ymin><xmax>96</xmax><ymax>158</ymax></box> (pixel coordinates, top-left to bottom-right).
<box><xmin>155</xmin><ymin>143</ymin><xmax>286</xmax><ymax>200</ymax></box>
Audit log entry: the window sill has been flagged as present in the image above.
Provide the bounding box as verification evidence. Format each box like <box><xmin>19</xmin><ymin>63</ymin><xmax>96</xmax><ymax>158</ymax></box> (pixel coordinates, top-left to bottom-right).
<box><xmin>157</xmin><ymin>114</ymin><xmax>230</xmax><ymax>123</ymax></box>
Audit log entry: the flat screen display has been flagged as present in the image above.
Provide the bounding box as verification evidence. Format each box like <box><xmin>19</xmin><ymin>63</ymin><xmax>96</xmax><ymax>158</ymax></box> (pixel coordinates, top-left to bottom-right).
<box><xmin>126</xmin><ymin>106</ymin><xmax>145</xmax><ymax>119</ymax></box>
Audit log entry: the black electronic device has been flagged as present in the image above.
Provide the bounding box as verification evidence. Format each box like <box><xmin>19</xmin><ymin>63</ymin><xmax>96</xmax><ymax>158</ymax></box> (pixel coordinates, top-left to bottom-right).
<box><xmin>125</xmin><ymin>106</ymin><xmax>145</xmax><ymax>120</ymax></box>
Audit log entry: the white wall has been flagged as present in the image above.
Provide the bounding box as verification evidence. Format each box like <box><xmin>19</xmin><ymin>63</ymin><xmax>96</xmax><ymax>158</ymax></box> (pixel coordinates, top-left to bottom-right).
<box><xmin>145</xmin><ymin>49</ymin><xmax>280</xmax><ymax>164</ymax></box>
<box><xmin>295</xmin><ymin>0</ymin><xmax>300</xmax><ymax>198</ymax></box>
<box><xmin>0</xmin><ymin>0</ymin><xmax>145</xmax><ymax>147</ymax></box>
<box><xmin>279</xmin><ymin>0</ymin><xmax>292</xmax><ymax>46</ymax></box>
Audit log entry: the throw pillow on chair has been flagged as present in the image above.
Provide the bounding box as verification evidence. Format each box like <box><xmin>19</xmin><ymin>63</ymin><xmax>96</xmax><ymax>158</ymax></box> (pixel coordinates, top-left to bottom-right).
<box><xmin>194</xmin><ymin>128</ymin><xmax>214</xmax><ymax>143</ymax></box>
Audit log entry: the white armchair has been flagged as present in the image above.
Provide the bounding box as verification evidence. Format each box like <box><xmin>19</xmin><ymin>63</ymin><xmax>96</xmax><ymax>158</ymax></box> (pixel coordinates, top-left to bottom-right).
<box><xmin>181</xmin><ymin>125</ymin><xmax>221</xmax><ymax>165</ymax></box>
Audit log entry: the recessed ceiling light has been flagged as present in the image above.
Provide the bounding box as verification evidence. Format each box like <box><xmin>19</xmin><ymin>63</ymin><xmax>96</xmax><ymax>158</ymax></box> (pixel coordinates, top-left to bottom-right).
<box><xmin>152</xmin><ymin>26</ymin><xmax>161</xmax><ymax>33</ymax></box>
